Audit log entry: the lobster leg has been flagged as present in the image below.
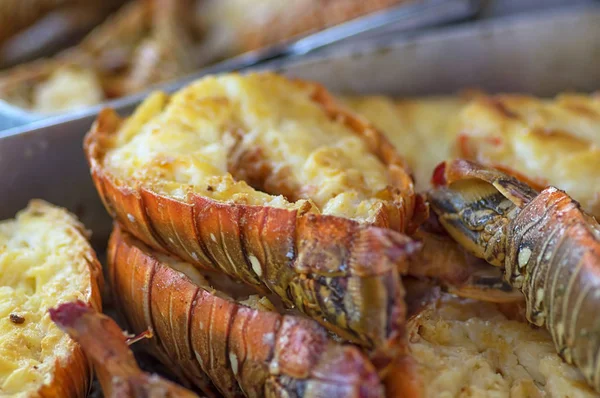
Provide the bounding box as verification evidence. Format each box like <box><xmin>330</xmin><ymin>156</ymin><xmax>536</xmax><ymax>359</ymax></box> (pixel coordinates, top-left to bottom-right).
<box><xmin>49</xmin><ymin>301</ymin><xmax>201</xmax><ymax>398</ymax></box>
<box><xmin>408</xmin><ymin>226</ymin><xmax>523</xmax><ymax>304</ymax></box>
<box><xmin>428</xmin><ymin>159</ymin><xmax>600</xmax><ymax>392</ymax></box>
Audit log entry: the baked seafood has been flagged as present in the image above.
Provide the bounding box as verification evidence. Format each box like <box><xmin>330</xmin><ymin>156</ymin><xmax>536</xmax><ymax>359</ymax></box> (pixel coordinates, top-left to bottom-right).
<box><xmin>107</xmin><ymin>225</ymin><xmax>385</xmax><ymax>398</ymax></box>
<box><xmin>344</xmin><ymin>95</ymin><xmax>466</xmax><ymax>193</ymax></box>
<box><xmin>429</xmin><ymin>159</ymin><xmax>600</xmax><ymax>392</ymax></box>
<box><xmin>0</xmin><ymin>1</ymin><xmax>124</xmax><ymax>68</ymax></box>
<box><xmin>408</xmin><ymin>294</ymin><xmax>597</xmax><ymax>397</ymax></box>
<box><xmin>455</xmin><ymin>93</ymin><xmax>600</xmax><ymax>218</ymax></box>
<box><xmin>0</xmin><ymin>0</ymin><xmax>114</xmax><ymax>44</ymax></box>
<box><xmin>197</xmin><ymin>0</ymin><xmax>412</xmax><ymax>57</ymax></box>
<box><xmin>344</xmin><ymin>96</ymin><xmax>523</xmax><ymax>303</ymax></box>
<box><xmin>0</xmin><ymin>200</ymin><xmax>103</xmax><ymax>396</ymax></box>
<box><xmin>85</xmin><ymin>72</ymin><xmax>420</xmax><ymax>354</ymax></box>
<box><xmin>347</xmin><ymin>93</ymin><xmax>600</xmax><ymax>218</ymax></box>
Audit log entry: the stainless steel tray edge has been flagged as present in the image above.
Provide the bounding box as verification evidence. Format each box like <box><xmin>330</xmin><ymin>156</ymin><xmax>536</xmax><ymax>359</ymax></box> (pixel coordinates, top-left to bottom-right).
<box><xmin>259</xmin><ymin>3</ymin><xmax>600</xmax><ymax>96</ymax></box>
<box><xmin>0</xmin><ymin>0</ymin><xmax>479</xmax><ymax>132</ymax></box>
<box><xmin>1</xmin><ymin>5</ymin><xmax>599</xmax><ymax>246</ymax></box>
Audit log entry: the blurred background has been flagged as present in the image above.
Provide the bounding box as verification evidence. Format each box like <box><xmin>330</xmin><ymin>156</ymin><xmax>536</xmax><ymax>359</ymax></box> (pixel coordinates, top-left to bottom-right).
<box><xmin>0</xmin><ymin>0</ymin><xmax>595</xmax><ymax>130</ymax></box>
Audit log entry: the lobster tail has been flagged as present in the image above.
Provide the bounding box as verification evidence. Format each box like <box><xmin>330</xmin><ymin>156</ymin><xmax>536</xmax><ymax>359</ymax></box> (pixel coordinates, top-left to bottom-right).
<box><xmin>85</xmin><ymin>73</ymin><xmax>421</xmax><ymax>351</ymax></box>
<box><xmin>430</xmin><ymin>159</ymin><xmax>600</xmax><ymax>393</ymax></box>
<box><xmin>108</xmin><ymin>225</ymin><xmax>386</xmax><ymax>398</ymax></box>
<box><xmin>505</xmin><ymin>187</ymin><xmax>600</xmax><ymax>390</ymax></box>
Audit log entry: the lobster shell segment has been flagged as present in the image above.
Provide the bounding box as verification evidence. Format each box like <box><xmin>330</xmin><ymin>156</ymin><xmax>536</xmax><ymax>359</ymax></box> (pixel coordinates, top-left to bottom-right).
<box><xmin>85</xmin><ymin>73</ymin><xmax>420</xmax><ymax>350</ymax></box>
<box><xmin>429</xmin><ymin>159</ymin><xmax>600</xmax><ymax>392</ymax></box>
<box><xmin>505</xmin><ymin>187</ymin><xmax>600</xmax><ymax>390</ymax></box>
<box><xmin>108</xmin><ymin>225</ymin><xmax>385</xmax><ymax>398</ymax></box>
<box><xmin>49</xmin><ymin>301</ymin><xmax>200</xmax><ymax>398</ymax></box>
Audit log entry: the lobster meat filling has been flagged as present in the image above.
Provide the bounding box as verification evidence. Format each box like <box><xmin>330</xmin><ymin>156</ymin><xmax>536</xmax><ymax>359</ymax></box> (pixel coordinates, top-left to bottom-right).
<box><xmin>102</xmin><ymin>73</ymin><xmax>410</xmax><ymax>224</ymax></box>
<box><xmin>0</xmin><ymin>201</ymin><xmax>103</xmax><ymax>397</ymax></box>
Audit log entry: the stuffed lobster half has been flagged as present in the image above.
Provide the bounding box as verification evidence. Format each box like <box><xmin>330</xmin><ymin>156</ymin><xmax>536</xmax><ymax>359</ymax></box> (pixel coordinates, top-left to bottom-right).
<box><xmin>84</xmin><ymin>73</ymin><xmax>423</xmax><ymax>371</ymax></box>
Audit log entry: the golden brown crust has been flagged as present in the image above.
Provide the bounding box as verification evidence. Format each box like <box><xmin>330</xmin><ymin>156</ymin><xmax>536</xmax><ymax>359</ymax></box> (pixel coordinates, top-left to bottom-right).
<box><xmin>85</xmin><ymin>75</ymin><xmax>420</xmax><ymax>355</ymax></box>
<box><xmin>455</xmin><ymin>93</ymin><xmax>600</xmax><ymax>218</ymax></box>
<box><xmin>108</xmin><ymin>225</ymin><xmax>386</xmax><ymax>398</ymax></box>
<box><xmin>346</xmin><ymin>92</ymin><xmax>600</xmax><ymax>222</ymax></box>
<box><xmin>343</xmin><ymin>95</ymin><xmax>466</xmax><ymax>193</ymax></box>
<box><xmin>0</xmin><ymin>200</ymin><xmax>103</xmax><ymax>398</ymax></box>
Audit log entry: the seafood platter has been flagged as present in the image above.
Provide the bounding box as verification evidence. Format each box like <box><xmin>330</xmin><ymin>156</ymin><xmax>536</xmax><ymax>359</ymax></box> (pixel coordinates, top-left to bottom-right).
<box><xmin>1</xmin><ymin>1</ymin><xmax>600</xmax><ymax>397</ymax></box>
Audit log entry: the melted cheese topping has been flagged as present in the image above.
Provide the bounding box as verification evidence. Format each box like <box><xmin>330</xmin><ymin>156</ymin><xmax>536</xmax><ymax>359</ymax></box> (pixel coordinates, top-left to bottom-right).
<box><xmin>0</xmin><ymin>201</ymin><xmax>93</xmax><ymax>395</ymax></box>
<box><xmin>105</xmin><ymin>73</ymin><xmax>392</xmax><ymax>222</ymax></box>
<box><xmin>344</xmin><ymin>95</ymin><xmax>465</xmax><ymax>192</ymax></box>
<box><xmin>456</xmin><ymin>94</ymin><xmax>600</xmax><ymax>218</ymax></box>
<box><xmin>409</xmin><ymin>295</ymin><xmax>596</xmax><ymax>398</ymax></box>
<box><xmin>32</xmin><ymin>66</ymin><xmax>104</xmax><ymax>114</ymax></box>
<box><xmin>347</xmin><ymin>93</ymin><xmax>600</xmax><ymax>219</ymax></box>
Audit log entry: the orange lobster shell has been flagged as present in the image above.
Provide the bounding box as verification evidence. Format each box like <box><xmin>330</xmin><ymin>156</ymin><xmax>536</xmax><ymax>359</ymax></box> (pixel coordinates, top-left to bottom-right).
<box><xmin>38</xmin><ymin>206</ymin><xmax>104</xmax><ymax>398</ymax></box>
<box><xmin>84</xmin><ymin>74</ymin><xmax>421</xmax><ymax>355</ymax></box>
<box><xmin>108</xmin><ymin>225</ymin><xmax>386</xmax><ymax>398</ymax></box>
<box><xmin>50</xmin><ymin>301</ymin><xmax>199</xmax><ymax>398</ymax></box>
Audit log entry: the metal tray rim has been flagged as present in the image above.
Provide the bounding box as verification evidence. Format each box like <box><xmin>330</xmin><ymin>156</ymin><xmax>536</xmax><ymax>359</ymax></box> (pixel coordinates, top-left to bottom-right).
<box><xmin>257</xmin><ymin>2</ymin><xmax>600</xmax><ymax>74</ymax></box>
<box><xmin>0</xmin><ymin>0</ymin><xmax>478</xmax><ymax>130</ymax></box>
<box><xmin>1</xmin><ymin>2</ymin><xmax>599</xmax><ymax>140</ymax></box>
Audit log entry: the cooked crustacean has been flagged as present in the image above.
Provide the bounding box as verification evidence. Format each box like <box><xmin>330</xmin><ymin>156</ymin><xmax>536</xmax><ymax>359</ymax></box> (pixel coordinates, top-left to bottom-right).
<box><xmin>76</xmin><ymin>0</ymin><xmax>199</xmax><ymax>97</ymax></box>
<box><xmin>107</xmin><ymin>225</ymin><xmax>387</xmax><ymax>398</ymax></box>
<box><xmin>0</xmin><ymin>0</ymin><xmax>115</xmax><ymax>44</ymax></box>
<box><xmin>0</xmin><ymin>0</ymin><xmax>199</xmax><ymax>113</ymax></box>
<box><xmin>49</xmin><ymin>301</ymin><xmax>199</xmax><ymax>398</ymax></box>
<box><xmin>344</xmin><ymin>96</ymin><xmax>525</xmax><ymax>303</ymax></box>
<box><xmin>409</xmin><ymin>226</ymin><xmax>523</xmax><ymax>304</ymax></box>
<box><xmin>85</xmin><ymin>73</ymin><xmax>421</xmax><ymax>356</ymax></box>
<box><xmin>428</xmin><ymin>159</ymin><xmax>600</xmax><ymax>392</ymax></box>
<box><xmin>0</xmin><ymin>59</ymin><xmax>106</xmax><ymax>113</ymax></box>
<box><xmin>346</xmin><ymin>93</ymin><xmax>600</xmax><ymax>220</ymax></box>
<box><xmin>0</xmin><ymin>200</ymin><xmax>103</xmax><ymax>396</ymax></box>
<box><xmin>407</xmin><ymin>293</ymin><xmax>598</xmax><ymax>397</ymax></box>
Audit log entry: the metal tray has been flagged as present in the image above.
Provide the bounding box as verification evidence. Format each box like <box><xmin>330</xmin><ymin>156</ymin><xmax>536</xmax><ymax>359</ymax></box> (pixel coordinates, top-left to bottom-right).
<box><xmin>0</xmin><ymin>0</ymin><xmax>479</xmax><ymax>131</ymax></box>
<box><xmin>1</xmin><ymin>5</ymin><xmax>599</xmax><ymax>249</ymax></box>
